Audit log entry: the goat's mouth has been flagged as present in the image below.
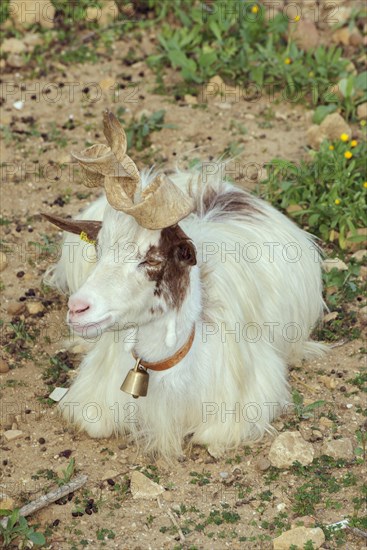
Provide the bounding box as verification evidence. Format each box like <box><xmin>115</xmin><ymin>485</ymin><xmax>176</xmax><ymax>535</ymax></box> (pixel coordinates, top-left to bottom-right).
<box><xmin>68</xmin><ymin>314</ymin><xmax>114</xmax><ymax>338</ymax></box>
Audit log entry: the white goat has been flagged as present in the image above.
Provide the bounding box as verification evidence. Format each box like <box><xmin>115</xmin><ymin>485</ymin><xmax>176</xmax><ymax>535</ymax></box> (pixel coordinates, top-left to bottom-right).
<box><xmin>45</xmin><ymin>111</ymin><xmax>325</xmax><ymax>458</ymax></box>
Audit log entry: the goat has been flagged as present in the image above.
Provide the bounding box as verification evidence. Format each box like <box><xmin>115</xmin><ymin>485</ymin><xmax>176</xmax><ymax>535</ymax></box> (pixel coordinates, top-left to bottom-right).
<box><xmin>44</xmin><ymin>111</ymin><xmax>325</xmax><ymax>458</ymax></box>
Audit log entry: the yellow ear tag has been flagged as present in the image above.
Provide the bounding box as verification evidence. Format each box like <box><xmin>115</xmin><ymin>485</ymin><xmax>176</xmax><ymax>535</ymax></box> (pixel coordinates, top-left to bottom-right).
<box><xmin>80</xmin><ymin>231</ymin><xmax>96</xmax><ymax>245</ymax></box>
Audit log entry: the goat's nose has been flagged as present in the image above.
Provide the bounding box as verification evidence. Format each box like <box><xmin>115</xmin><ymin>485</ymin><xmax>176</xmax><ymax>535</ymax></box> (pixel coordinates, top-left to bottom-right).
<box><xmin>68</xmin><ymin>297</ymin><xmax>91</xmax><ymax>317</ymax></box>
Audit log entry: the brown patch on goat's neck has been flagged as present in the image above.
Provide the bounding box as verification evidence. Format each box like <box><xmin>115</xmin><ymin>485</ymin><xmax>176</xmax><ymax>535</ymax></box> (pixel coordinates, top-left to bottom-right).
<box><xmin>145</xmin><ymin>225</ymin><xmax>196</xmax><ymax>310</ymax></box>
<box><xmin>201</xmin><ymin>187</ymin><xmax>260</xmax><ymax>217</ymax></box>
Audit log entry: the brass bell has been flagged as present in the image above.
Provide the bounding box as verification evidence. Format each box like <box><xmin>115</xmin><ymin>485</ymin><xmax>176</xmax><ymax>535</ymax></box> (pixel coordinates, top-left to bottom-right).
<box><xmin>120</xmin><ymin>358</ymin><xmax>149</xmax><ymax>398</ymax></box>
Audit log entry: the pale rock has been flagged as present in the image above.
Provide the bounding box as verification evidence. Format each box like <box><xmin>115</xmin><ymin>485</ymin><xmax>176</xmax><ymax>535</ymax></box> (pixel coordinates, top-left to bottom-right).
<box><xmin>319</xmin><ymin>375</ymin><xmax>337</xmax><ymax>390</ymax></box>
<box><xmin>323</xmin><ymin>311</ymin><xmax>338</xmax><ymax>323</ymax></box>
<box><xmin>321</xmin><ymin>438</ymin><xmax>354</xmax><ymax>460</ymax></box>
<box><xmin>268</xmin><ymin>432</ymin><xmax>314</xmax><ymax>468</ymax></box>
<box><xmin>102</xmin><ymin>470</ymin><xmax>119</xmax><ymax>481</ymax></box>
<box><xmin>273</xmin><ymin>527</ymin><xmax>325</xmax><ymax>549</ymax></box>
<box><xmin>286</xmin><ymin>204</ymin><xmax>303</xmax><ymax>214</ymax></box>
<box><xmin>4</xmin><ymin>429</ymin><xmax>23</xmax><ymax>441</ymax></box>
<box><xmin>0</xmin><ymin>252</ymin><xmax>7</xmax><ymax>272</ymax></box>
<box><xmin>99</xmin><ymin>77</ymin><xmax>116</xmax><ymax>91</ymax></box>
<box><xmin>70</xmin><ymin>344</ymin><xmax>88</xmax><ymax>354</ymax></box>
<box><xmin>23</xmin><ymin>33</ymin><xmax>44</xmax><ymax>49</ymax></box>
<box><xmin>204</xmin><ymin>75</ymin><xmax>225</xmax><ymax>99</ymax></box>
<box><xmin>319</xmin><ymin>112</ymin><xmax>351</xmax><ymax>142</ymax></box>
<box><xmin>244</xmin><ymin>113</ymin><xmax>255</xmax><ymax>120</ymax></box>
<box><xmin>357</xmin><ymin>102</ymin><xmax>367</xmax><ymax>120</ymax></box>
<box><xmin>0</xmin><ymin>359</ymin><xmax>10</xmax><ymax>374</ymax></box>
<box><xmin>306</xmin><ymin>125</ymin><xmax>324</xmax><ymax>149</ymax></box>
<box><xmin>351</xmin><ymin>249</ymin><xmax>367</xmax><ymax>262</ymax></box>
<box><xmin>130</xmin><ymin>471</ymin><xmax>164</xmax><ymax>500</ymax></box>
<box><xmin>319</xmin><ymin>417</ymin><xmax>333</xmax><ymax>429</ymax></box>
<box><xmin>13</xmin><ymin>100</ymin><xmax>24</xmax><ymax>110</ymax></box>
<box><xmin>323</xmin><ymin>258</ymin><xmax>348</xmax><ymax>273</ymax></box>
<box><xmin>349</xmin><ymin>28</ymin><xmax>363</xmax><ymax>47</ymax></box>
<box><xmin>184</xmin><ymin>94</ymin><xmax>198</xmax><ymax>105</ymax></box>
<box><xmin>0</xmin><ymin>496</ymin><xmax>15</xmax><ymax>510</ymax></box>
<box><xmin>293</xmin><ymin>20</ymin><xmax>319</xmax><ymax>51</ymax></box>
<box><xmin>1</xmin><ymin>37</ymin><xmax>26</xmax><ymax>54</ymax></box>
<box><xmin>359</xmin><ymin>266</ymin><xmax>367</xmax><ymax>281</ymax></box>
<box><xmin>9</xmin><ymin>0</ymin><xmax>55</xmax><ymax>29</ymax></box>
<box><xmin>216</xmin><ymin>102</ymin><xmax>232</xmax><ymax>110</ymax></box>
<box><xmin>255</xmin><ymin>457</ymin><xmax>271</xmax><ymax>471</ymax></box>
<box><xmin>26</xmin><ymin>301</ymin><xmax>45</xmax><ymax>315</ymax></box>
<box><xmin>7</xmin><ymin>302</ymin><xmax>25</xmax><ymax>316</ymax></box>
<box><xmin>7</xmin><ymin>54</ymin><xmax>25</xmax><ymax>68</ymax></box>
<box><xmin>359</xmin><ymin>305</ymin><xmax>367</xmax><ymax>319</ymax></box>
<box><xmin>332</xmin><ymin>27</ymin><xmax>351</xmax><ymax>46</ymax></box>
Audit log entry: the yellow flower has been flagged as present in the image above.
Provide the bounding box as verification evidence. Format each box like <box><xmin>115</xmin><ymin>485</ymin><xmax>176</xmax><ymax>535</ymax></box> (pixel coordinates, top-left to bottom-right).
<box><xmin>308</xmin><ymin>71</ymin><xmax>314</xmax><ymax>77</ymax></box>
<box><xmin>351</xmin><ymin>140</ymin><xmax>358</xmax><ymax>147</ymax></box>
<box><xmin>329</xmin><ymin>145</ymin><xmax>334</xmax><ymax>151</ymax></box>
<box><xmin>335</xmin><ymin>199</ymin><xmax>341</xmax><ymax>205</ymax></box>
<box><xmin>364</xmin><ymin>182</ymin><xmax>367</xmax><ymax>189</ymax></box>
<box><xmin>80</xmin><ymin>231</ymin><xmax>96</xmax><ymax>245</ymax></box>
<box><xmin>361</xmin><ymin>120</ymin><xmax>366</xmax><ymax>127</ymax></box>
<box><xmin>294</xmin><ymin>15</ymin><xmax>301</xmax><ymax>22</ymax></box>
<box><xmin>251</xmin><ymin>4</ymin><xmax>259</xmax><ymax>14</ymax></box>
<box><xmin>284</xmin><ymin>57</ymin><xmax>292</xmax><ymax>65</ymax></box>
<box><xmin>340</xmin><ymin>133</ymin><xmax>349</xmax><ymax>142</ymax></box>
<box><xmin>344</xmin><ymin>151</ymin><xmax>353</xmax><ymax>159</ymax></box>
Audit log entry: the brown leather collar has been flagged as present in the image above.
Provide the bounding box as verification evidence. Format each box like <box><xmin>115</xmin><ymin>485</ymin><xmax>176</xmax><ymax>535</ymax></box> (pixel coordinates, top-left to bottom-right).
<box><xmin>132</xmin><ymin>327</ymin><xmax>195</xmax><ymax>372</ymax></box>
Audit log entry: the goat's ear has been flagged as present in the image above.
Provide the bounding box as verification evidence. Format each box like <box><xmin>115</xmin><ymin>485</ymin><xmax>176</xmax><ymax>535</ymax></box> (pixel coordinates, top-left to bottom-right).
<box><xmin>42</xmin><ymin>213</ymin><xmax>102</xmax><ymax>242</ymax></box>
<box><xmin>175</xmin><ymin>240</ymin><xmax>197</xmax><ymax>266</ymax></box>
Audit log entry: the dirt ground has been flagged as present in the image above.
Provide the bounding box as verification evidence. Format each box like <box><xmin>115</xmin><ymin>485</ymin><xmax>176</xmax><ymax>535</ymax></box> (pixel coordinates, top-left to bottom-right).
<box><xmin>1</xmin><ymin>3</ymin><xmax>366</xmax><ymax>549</ymax></box>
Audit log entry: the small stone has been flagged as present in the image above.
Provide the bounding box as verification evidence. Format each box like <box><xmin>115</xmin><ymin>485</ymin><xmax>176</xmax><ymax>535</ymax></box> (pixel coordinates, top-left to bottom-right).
<box><xmin>321</xmin><ymin>438</ymin><xmax>354</xmax><ymax>460</ymax></box>
<box><xmin>23</xmin><ymin>33</ymin><xmax>44</xmax><ymax>49</ymax></box>
<box><xmin>286</xmin><ymin>204</ymin><xmax>303</xmax><ymax>214</ymax></box>
<box><xmin>273</xmin><ymin>526</ymin><xmax>325</xmax><ymax>549</ymax></box>
<box><xmin>268</xmin><ymin>432</ymin><xmax>314</xmax><ymax>468</ymax></box>
<box><xmin>319</xmin><ymin>113</ymin><xmax>351</xmax><ymax>142</ymax></box>
<box><xmin>13</xmin><ymin>100</ymin><xmax>24</xmax><ymax>110</ymax></box>
<box><xmin>4</xmin><ymin>429</ymin><xmax>23</xmax><ymax>441</ymax></box>
<box><xmin>0</xmin><ymin>496</ymin><xmax>15</xmax><ymax>510</ymax></box>
<box><xmin>319</xmin><ymin>375</ymin><xmax>337</xmax><ymax>390</ymax></box>
<box><xmin>319</xmin><ymin>417</ymin><xmax>333</xmax><ymax>429</ymax></box>
<box><xmin>219</xmin><ymin>471</ymin><xmax>229</xmax><ymax>479</ymax></box>
<box><xmin>357</xmin><ymin>102</ymin><xmax>367</xmax><ymax>120</ymax></box>
<box><xmin>203</xmin><ymin>75</ymin><xmax>225</xmax><ymax>99</ymax></box>
<box><xmin>306</xmin><ymin>125</ymin><xmax>324</xmax><ymax>149</ymax></box>
<box><xmin>351</xmin><ymin>249</ymin><xmax>367</xmax><ymax>262</ymax></box>
<box><xmin>293</xmin><ymin>20</ymin><xmax>319</xmax><ymax>51</ymax></box>
<box><xmin>349</xmin><ymin>28</ymin><xmax>363</xmax><ymax>47</ymax></box>
<box><xmin>130</xmin><ymin>471</ymin><xmax>164</xmax><ymax>500</ymax></box>
<box><xmin>26</xmin><ymin>302</ymin><xmax>45</xmax><ymax>315</ymax></box>
<box><xmin>2</xmin><ymin>37</ymin><xmax>26</xmax><ymax>54</ymax></box>
<box><xmin>7</xmin><ymin>302</ymin><xmax>26</xmax><ymax>315</ymax></box>
<box><xmin>184</xmin><ymin>94</ymin><xmax>198</xmax><ymax>105</ymax></box>
<box><xmin>9</xmin><ymin>0</ymin><xmax>55</xmax><ymax>29</ymax></box>
<box><xmin>323</xmin><ymin>311</ymin><xmax>338</xmax><ymax>323</ymax></box>
<box><xmin>101</xmin><ymin>470</ymin><xmax>119</xmax><ymax>482</ymax></box>
<box><xmin>86</xmin><ymin>1</ymin><xmax>117</xmax><ymax>26</ymax></box>
<box><xmin>323</xmin><ymin>258</ymin><xmax>348</xmax><ymax>273</ymax></box>
<box><xmin>0</xmin><ymin>252</ymin><xmax>8</xmax><ymax>272</ymax></box>
<box><xmin>216</xmin><ymin>102</ymin><xmax>232</xmax><ymax>110</ymax></box>
<box><xmin>332</xmin><ymin>27</ymin><xmax>351</xmax><ymax>46</ymax></box>
<box><xmin>0</xmin><ymin>359</ymin><xmax>10</xmax><ymax>374</ymax></box>
<box><xmin>255</xmin><ymin>457</ymin><xmax>271</xmax><ymax>471</ymax></box>
<box><xmin>99</xmin><ymin>77</ymin><xmax>116</xmax><ymax>91</ymax></box>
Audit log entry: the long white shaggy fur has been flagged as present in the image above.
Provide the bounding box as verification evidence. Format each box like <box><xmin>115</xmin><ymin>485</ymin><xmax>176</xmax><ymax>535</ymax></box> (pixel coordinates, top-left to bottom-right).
<box><xmin>45</xmin><ymin>169</ymin><xmax>325</xmax><ymax>458</ymax></box>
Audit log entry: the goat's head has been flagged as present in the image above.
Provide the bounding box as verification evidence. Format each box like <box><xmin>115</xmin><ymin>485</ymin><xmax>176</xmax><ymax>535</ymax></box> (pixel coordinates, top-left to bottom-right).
<box><xmin>44</xmin><ymin>111</ymin><xmax>197</xmax><ymax>344</ymax></box>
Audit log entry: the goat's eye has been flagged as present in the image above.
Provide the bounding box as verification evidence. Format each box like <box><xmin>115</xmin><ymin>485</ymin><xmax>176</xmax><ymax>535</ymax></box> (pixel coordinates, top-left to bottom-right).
<box><xmin>140</xmin><ymin>258</ymin><xmax>162</xmax><ymax>267</ymax></box>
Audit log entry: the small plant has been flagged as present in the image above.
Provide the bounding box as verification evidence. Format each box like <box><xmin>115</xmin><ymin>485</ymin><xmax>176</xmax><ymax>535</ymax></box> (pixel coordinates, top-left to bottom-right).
<box><xmin>292</xmin><ymin>390</ymin><xmax>325</xmax><ymax>421</ymax></box>
<box><xmin>261</xmin><ymin>135</ymin><xmax>367</xmax><ymax>249</ymax></box>
<box><xmin>0</xmin><ymin>509</ymin><xmax>46</xmax><ymax>548</ymax></box>
<box><xmin>117</xmin><ymin>109</ymin><xmax>174</xmax><ymax>151</ymax></box>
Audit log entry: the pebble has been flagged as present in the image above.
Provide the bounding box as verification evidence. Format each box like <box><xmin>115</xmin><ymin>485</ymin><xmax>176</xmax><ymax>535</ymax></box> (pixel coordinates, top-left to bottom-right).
<box><xmin>4</xmin><ymin>429</ymin><xmax>23</xmax><ymax>441</ymax></box>
<box><xmin>273</xmin><ymin>526</ymin><xmax>325</xmax><ymax>549</ymax></box>
<box><xmin>268</xmin><ymin>432</ymin><xmax>314</xmax><ymax>468</ymax></box>
<box><xmin>219</xmin><ymin>471</ymin><xmax>229</xmax><ymax>479</ymax></box>
<box><xmin>255</xmin><ymin>457</ymin><xmax>271</xmax><ymax>471</ymax></box>
<box><xmin>7</xmin><ymin>302</ymin><xmax>26</xmax><ymax>316</ymax></box>
<box><xmin>351</xmin><ymin>249</ymin><xmax>367</xmax><ymax>262</ymax></box>
<box><xmin>26</xmin><ymin>302</ymin><xmax>45</xmax><ymax>315</ymax></box>
<box><xmin>323</xmin><ymin>258</ymin><xmax>348</xmax><ymax>273</ymax></box>
<box><xmin>9</xmin><ymin>0</ymin><xmax>55</xmax><ymax>29</ymax></box>
<box><xmin>2</xmin><ymin>37</ymin><xmax>26</xmax><ymax>54</ymax></box>
<box><xmin>357</xmin><ymin>102</ymin><xmax>367</xmax><ymax>120</ymax></box>
<box><xmin>321</xmin><ymin>438</ymin><xmax>354</xmax><ymax>460</ymax></box>
<box><xmin>130</xmin><ymin>471</ymin><xmax>164</xmax><ymax>500</ymax></box>
<box><xmin>0</xmin><ymin>359</ymin><xmax>10</xmax><ymax>374</ymax></box>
